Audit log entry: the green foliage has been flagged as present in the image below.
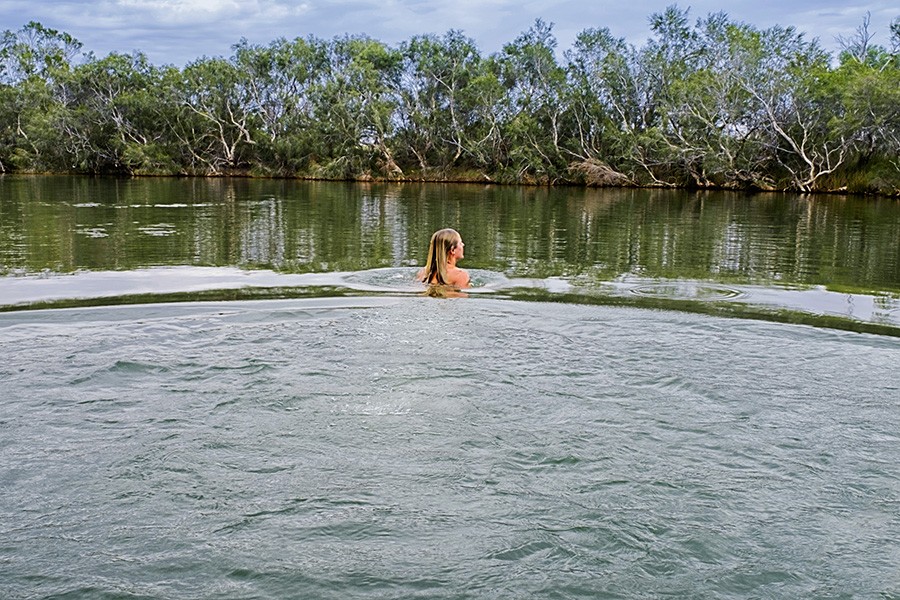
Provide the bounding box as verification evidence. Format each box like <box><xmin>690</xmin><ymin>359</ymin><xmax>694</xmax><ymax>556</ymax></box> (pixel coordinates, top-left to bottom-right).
<box><xmin>232</xmin><ymin>36</ymin><xmax>328</xmax><ymax>174</ymax></box>
<box><xmin>306</xmin><ymin>35</ymin><xmax>403</xmax><ymax>177</ymax></box>
<box><xmin>395</xmin><ymin>30</ymin><xmax>496</xmax><ymax>174</ymax></box>
<box><xmin>494</xmin><ymin>19</ymin><xmax>571</xmax><ymax>182</ymax></box>
<box><xmin>0</xmin><ymin>21</ymin><xmax>82</xmax><ymax>85</ymax></box>
<box><xmin>0</xmin><ymin>14</ymin><xmax>898</xmax><ymax>193</ymax></box>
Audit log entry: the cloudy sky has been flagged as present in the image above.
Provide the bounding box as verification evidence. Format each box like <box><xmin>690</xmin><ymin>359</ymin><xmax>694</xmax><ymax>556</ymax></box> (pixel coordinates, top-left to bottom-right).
<box><xmin>1</xmin><ymin>0</ymin><xmax>896</xmax><ymax>66</ymax></box>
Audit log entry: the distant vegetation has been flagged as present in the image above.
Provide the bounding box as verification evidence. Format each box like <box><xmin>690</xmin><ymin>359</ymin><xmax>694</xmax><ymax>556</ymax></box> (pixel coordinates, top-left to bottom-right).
<box><xmin>1</xmin><ymin>8</ymin><xmax>899</xmax><ymax>194</ymax></box>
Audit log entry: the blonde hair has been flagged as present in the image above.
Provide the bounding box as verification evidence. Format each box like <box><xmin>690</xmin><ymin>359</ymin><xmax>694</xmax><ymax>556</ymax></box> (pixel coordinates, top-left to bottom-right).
<box><xmin>421</xmin><ymin>228</ymin><xmax>461</xmax><ymax>285</ymax></box>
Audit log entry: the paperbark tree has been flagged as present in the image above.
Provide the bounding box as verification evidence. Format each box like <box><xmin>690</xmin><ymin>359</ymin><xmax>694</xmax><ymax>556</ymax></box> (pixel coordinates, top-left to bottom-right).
<box><xmin>310</xmin><ymin>36</ymin><xmax>403</xmax><ymax>178</ymax></box>
<box><xmin>175</xmin><ymin>57</ymin><xmax>259</xmax><ymax>174</ymax></box>
<box><xmin>232</xmin><ymin>36</ymin><xmax>328</xmax><ymax>174</ymax></box>
<box><xmin>396</xmin><ymin>30</ymin><xmax>486</xmax><ymax>173</ymax></box>
<box><xmin>496</xmin><ymin>19</ymin><xmax>570</xmax><ymax>182</ymax></box>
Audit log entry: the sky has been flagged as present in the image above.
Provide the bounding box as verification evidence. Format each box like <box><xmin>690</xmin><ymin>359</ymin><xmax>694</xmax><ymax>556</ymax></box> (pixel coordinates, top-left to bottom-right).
<box><xmin>1</xmin><ymin>0</ymin><xmax>896</xmax><ymax>66</ymax></box>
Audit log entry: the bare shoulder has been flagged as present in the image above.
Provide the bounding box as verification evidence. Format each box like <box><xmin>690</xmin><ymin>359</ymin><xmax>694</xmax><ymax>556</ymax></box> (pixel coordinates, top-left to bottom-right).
<box><xmin>451</xmin><ymin>268</ymin><xmax>470</xmax><ymax>288</ymax></box>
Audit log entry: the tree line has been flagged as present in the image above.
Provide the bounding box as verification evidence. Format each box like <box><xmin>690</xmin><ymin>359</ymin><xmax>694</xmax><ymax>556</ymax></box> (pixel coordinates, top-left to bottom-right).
<box><xmin>1</xmin><ymin>8</ymin><xmax>899</xmax><ymax>194</ymax></box>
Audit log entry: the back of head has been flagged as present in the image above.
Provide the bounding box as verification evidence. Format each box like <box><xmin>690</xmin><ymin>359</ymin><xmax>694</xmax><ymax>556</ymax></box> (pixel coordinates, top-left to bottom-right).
<box><xmin>422</xmin><ymin>228</ymin><xmax>459</xmax><ymax>285</ymax></box>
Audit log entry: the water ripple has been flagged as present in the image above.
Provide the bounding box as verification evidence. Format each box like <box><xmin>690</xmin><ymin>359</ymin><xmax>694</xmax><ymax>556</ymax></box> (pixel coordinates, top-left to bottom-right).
<box><xmin>1</xmin><ymin>298</ymin><xmax>898</xmax><ymax>599</ymax></box>
<box><xmin>630</xmin><ymin>282</ymin><xmax>745</xmax><ymax>300</ymax></box>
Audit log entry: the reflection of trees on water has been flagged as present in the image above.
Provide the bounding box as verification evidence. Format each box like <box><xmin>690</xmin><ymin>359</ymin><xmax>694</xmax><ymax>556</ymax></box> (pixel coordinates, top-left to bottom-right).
<box><xmin>1</xmin><ymin>178</ymin><xmax>898</xmax><ymax>293</ymax></box>
<box><xmin>243</xmin><ymin>196</ymin><xmax>285</xmax><ymax>266</ymax></box>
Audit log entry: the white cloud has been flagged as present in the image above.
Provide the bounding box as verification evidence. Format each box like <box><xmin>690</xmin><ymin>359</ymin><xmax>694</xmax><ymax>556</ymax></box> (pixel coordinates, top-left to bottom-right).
<box><xmin>1</xmin><ymin>0</ymin><xmax>896</xmax><ymax>66</ymax></box>
<box><xmin>116</xmin><ymin>0</ymin><xmax>240</xmax><ymax>13</ymax></box>
<box><xmin>111</xmin><ymin>0</ymin><xmax>310</xmax><ymax>25</ymax></box>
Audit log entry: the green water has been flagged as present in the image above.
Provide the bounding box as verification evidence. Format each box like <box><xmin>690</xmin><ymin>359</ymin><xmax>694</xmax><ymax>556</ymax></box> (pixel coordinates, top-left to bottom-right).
<box><xmin>1</xmin><ymin>177</ymin><xmax>900</xmax><ymax>598</ymax></box>
<box><xmin>2</xmin><ymin>175</ymin><xmax>898</xmax><ymax>331</ymax></box>
<box><xmin>1</xmin><ymin>175</ymin><xmax>897</xmax><ymax>285</ymax></box>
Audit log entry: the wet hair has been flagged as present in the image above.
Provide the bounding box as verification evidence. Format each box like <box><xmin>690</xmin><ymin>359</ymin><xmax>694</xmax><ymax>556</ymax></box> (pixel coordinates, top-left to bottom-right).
<box><xmin>421</xmin><ymin>228</ymin><xmax>461</xmax><ymax>285</ymax></box>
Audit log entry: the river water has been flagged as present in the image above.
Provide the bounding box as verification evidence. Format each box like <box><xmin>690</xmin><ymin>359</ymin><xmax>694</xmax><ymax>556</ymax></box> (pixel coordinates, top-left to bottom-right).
<box><xmin>1</xmin><ymin>176</ymin><xmax>899</xmax><ymax>598</ymax></box>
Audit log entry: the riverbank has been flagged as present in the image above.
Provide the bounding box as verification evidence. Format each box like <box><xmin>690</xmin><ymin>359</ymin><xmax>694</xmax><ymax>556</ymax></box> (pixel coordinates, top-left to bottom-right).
<box><xmin>7</xmin><ymin>163</ymin><xmax>899</xmax><ymax>198</ymax></box>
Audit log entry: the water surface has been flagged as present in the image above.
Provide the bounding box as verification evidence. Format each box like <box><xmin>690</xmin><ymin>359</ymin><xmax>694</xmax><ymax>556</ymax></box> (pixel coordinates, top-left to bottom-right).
<box><xmin>2</xmin><ymin>176</ymin><xmax>899</xmax><ymax>331</ymax></box>
<box><xmin>1</xmin><ymin>298</ymin><xmax>898</xmax><ymax>598</ymax></box>
<box><xmin>1</xmin><ymin>177</ymin><xmax>899</xmax><ymax>598</ymax></box>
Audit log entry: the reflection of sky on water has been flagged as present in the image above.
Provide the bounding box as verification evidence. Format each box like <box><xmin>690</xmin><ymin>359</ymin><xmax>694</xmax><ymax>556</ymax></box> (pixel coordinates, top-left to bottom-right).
<box><xmin>746</xmin><ymin>286</ymin><xmax>900</xmax><ymax>325</ymax></box>
<box><xmin>2</xmin><ymin>178</ymin><xmax>899</xmax><ymax>337</ymax></box>
<box><xmin>0</xmin><ymin>267</ymin><xmax>320</xmax><ymax>306</ymax></box>
<box><xmin>1</xmin><ymin>267</ymin><xmax>898</xmax><ymax>330</ymax></box>
<box><xmin>607</xmin><ymin>278</ymin><xmax>900</xmax><ymax>326</ymax></box>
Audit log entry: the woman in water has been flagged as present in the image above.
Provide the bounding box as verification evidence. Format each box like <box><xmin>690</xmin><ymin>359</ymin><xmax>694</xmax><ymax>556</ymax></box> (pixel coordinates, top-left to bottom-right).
<box><xmin>418</xmin><ymin>228</ymin><xmax>470</xmax><ymax>288</ymax></box>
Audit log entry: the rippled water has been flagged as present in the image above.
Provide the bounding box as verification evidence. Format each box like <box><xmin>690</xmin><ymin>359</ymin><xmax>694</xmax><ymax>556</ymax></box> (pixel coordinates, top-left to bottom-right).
<box><xmin>2</xmin><ymin>178</ymin><xmax>900</xmax><ymax>598</ymax></box>
<box><xmin>3</xmin><ymin>266</ymin><xmax>898</xmax><ymax>337</ymax></box>
<box><xmin>2</xmin><ymin>297</ymin><xmax>899</xmax><ymax>599</ymax></box>
<box><xmin>3</xmin><ymin>176</ymin><xmax>900</xmax><ymax>331</ymax></box>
